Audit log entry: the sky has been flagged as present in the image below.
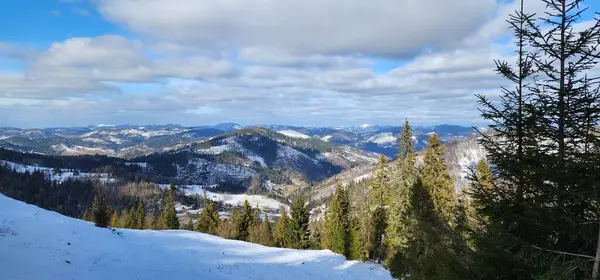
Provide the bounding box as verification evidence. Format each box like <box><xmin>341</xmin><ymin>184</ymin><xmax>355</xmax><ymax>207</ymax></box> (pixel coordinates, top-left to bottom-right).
<box><xmin>0</xmin><ymin>0</ymin><xmax>598</xmax><ymax>128</ymax></box>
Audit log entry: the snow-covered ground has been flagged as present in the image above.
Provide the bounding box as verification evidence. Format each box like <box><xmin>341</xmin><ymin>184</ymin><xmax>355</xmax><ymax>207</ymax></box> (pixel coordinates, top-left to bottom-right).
<box><xmin>277</xmin><ymin>130</ymin><xmax>311</xmax><ymax>139</ymax></box>
<box><xmin>0</xmin><ymin>160</ymin><xmax>115</xmax><ymax>183</ymax></box>
<box><xmin>366</xmin><ymin>132</ymin><xmax>397</xmax><ymax>145</ymax></box>
<box><xmin>0</xmin><ymin>194</ymin><xmax>392</xmax><ymax>280</ymax></box>
<box><xmin>161</xmin><ymin>184</ymin><xmax>288</xmax><ymax>211</ymax></box>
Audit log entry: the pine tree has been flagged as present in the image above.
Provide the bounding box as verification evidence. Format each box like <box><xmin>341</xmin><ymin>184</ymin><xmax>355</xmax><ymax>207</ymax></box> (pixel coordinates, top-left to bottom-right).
<box><xmin>290</xmin><ymin>197</ymin><xmax>310</xmax><ymax>249</ymax></box>
<box><xmin>274</xmin><ymin>207</ymin><xmax>292</xmax><ymax>248</ymax></box>
<box><xmin>109</xmin><ymin>210</ymin><xmax>120</xmax><ymax>228</ymax></box>
<box><xmin>161</xmin><ymin>185</ymin><xmax>180</xmax><ymax>229</ymax></box>
<box><xmin>91</xmin><ymin>192</ymin><xmax>109</xmax><ymax>228</ymax></box>
<box><xmin>196</xmin><ymin>198</ymin><xmax>220</xmax><ymax>235</ymax></box>
<box><xmin>135</xmin><ymin>200</ymin><xmax>146</xmax><ymax>229</ymax></box>
<box><xmin>323</xmin><ymin>185</ymin><xmax>349</xmax><ymax>255</ymax></box>
<box><xmin>421</xmin><ymin>133</ymin><xmax>457</xmax><ymax>227</ymax></box>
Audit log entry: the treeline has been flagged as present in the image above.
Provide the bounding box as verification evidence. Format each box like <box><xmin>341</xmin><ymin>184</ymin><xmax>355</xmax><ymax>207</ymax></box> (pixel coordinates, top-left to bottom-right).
<box><xmin>306</xmin><ymin>0</ymin><xmax>600</xmax><ymax>279</ymax></box>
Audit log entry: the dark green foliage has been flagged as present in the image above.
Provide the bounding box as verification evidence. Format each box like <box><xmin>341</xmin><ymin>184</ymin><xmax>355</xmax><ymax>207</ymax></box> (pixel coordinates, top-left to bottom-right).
<box><xmin>82</xmin><ymin>208</ymin><xmax>93</xmax><ymax>222</ymax></box>
<box><xmin>397</xmin><ymin>119</ymin><xmax>414</xmax><ymax>160</ymax></box>
<box><xmin>185</xmin><ymin>218</ymin><xmax>194</xmax><ymax>231</ymax></box>
<box><xmin>421</xmin><ymin>133</ymin><xmax>456</xmax><ymax>227</ymax></box>
<box><xmin>472</xmin><ymin>0</ymin><xmax>600</xmax><ymax>278</ymax></box>
<box><xmin>91</xmin><ymin>192</ymin><xmax>110</xmax><ymax>228</ymax></box>
<box><xmin>233</xmin><ymin>200</ymin><xmax>257</xmax><ymax>241</ymax></box>
<box><xmin>161</xmin><ymin>185</ymin><xmax>180</xmax><ymax>229</ymax></box>
<box><xmin>273</xmin><ymin>207</ymin><xmax>293</xmax><ymax>248</ymax></box>
<box><xmin>347</xmin><ymin>217</ymin><xmax>363</xmax><ymax>260</ymax></box>
<box><xmin>323</xmin><ymin>185</ymin><xmax>349</xmax><ymax>255</ymax></box>
<box><xmin>290</xmin><ymin>197</ymin><xmax>310</xmax><ymax>249</ymax></box>
<box><xmin>196</xmin><ymin>198</ymin><xmax>220</xmax><ymax>235</ymax></box>
<box><xmin>124</xmin><ymin>207</ymin><xmax>137</xmax><ymax>229</ymax></box>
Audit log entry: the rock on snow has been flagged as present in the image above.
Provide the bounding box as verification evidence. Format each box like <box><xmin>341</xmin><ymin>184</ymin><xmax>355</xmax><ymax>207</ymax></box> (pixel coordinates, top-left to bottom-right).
<box><xmin>0</xmin><ymin>194</ymin><xmax>392</xmax><ymax>280</ymax></box>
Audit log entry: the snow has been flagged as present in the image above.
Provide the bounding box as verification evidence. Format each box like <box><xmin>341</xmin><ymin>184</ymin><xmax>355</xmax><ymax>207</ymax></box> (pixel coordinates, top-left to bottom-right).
<box><xmin>367</xmin><ymin>132</ymin><xmax>396</xmax><ymax>145</ymax></box>
<box><xmin>0</xmin><ymin>194</ymin><xmax>393</xmax><ymax>280</ymax></box>
<box><xmin>278</xmin><ymin>130</ymin><xmax>311</xmax><ymax>139</ymax></box>
<box><xmin>125</xmin><ymin>162</ymin><xmax>148</xmax><ymax>169</ymax></box>
<box><xmin>0</xmin><ymin>160</ymin><xmax>115</xmax><ymax>183</ymax></box>
<box><xmin>321</xmin><ymin>135</ymin><xmax>333</xmax><ymax>142</ymax></box>
<box><xmin>359</xmin><ymin>124</ymin><xmax>372</xmax><ymax>128</ymax></box>
<box><xmin>160</xmin><ymin>185</ymin><xmax>287</xmax><ymax>211</ymax></box>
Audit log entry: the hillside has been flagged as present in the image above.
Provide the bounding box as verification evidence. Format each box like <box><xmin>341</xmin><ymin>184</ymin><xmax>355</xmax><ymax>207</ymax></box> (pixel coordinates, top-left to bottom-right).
<box><xmin>0</xmin><ymin>194</ymin><xmax>392</xmax><ymax>280</ymax></box>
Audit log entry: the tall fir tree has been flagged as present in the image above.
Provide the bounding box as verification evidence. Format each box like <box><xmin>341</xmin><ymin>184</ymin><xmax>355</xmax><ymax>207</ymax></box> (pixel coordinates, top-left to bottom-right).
<box><xmin>290</xmin><ymin>197</ymin><xmax>310</xmax><ymax>249</ymax></box>
<box><xmin>161</xmin><ymin>185</ymin><xmax>180</xmax><ymax>229</ymax></box>
<box><xmin>323</xmin><ymin>185</ymin><xmax>350</xmax><ymax>255</ymax></box>
<box><xmin>421</xmin><ymin>133</ymin><xmax>457</xmax><ymax>227</ymax></box>
<box><xmin>273</xmin><ymin>207</ymin><xmax>293</xmax><ymax>248</ymax></box>
<box><xmin>473</xmin><ymin>0</ymin><xmax>600</xmax><ymax>279</ymax></box>
<box><xmin>124</xmin><ymin>207</ymin><xmax>137</xmax><ymax>229</ymax></box>
<box><xmin>369</xmin><ymin>155</ymin><xmax>389</xmax><ymax>263</ymax></box>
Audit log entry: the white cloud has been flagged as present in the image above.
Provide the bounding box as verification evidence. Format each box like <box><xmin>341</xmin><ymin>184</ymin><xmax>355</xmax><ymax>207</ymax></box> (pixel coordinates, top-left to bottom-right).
<box><xmin>98</xmin><ymin>0</ymin><xmax>496</xmax><ymax>57</ymax></box>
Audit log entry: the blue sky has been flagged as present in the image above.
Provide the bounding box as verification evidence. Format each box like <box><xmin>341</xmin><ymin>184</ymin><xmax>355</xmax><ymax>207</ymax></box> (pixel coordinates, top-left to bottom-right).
<box><xmin>0</xmin><ymin>0</ymin><xmax>598</xmax><ymax>128</ymax></box>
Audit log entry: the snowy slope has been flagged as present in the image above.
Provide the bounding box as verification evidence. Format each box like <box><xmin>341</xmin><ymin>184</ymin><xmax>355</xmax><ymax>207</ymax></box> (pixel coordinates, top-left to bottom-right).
<box><xmin>277</xmin><ymin>130</ymin><xmax>311</xmax><ymax>139</ymax></box>
<box><xmin>0</xmin><ymin>194</ymin><xmax>392</xmax><ymax>280</ymax></box>
<box><xmin>160</xmin><ymin>184</ymin><xmax>287</xmax><ymax>211</ymax></box>
<box><xmin>0</xmin><ymin>160</ymin><xmax>115</xmax><ymax>183</ymax></box>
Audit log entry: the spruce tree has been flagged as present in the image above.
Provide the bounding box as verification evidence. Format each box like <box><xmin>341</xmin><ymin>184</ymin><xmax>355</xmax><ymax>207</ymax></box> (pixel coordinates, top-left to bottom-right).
<box><xmin>472</xmin><ymin>0</ymin><xmax>600</xmax><ymax>278</ymax></box>
<box><xmin>109</xmin><ymin>210</ymin><xmax>120</xmax><ymax>228</ymax></box>
<box><xmin>397</xmin><ymin>119</ymin><xmax>415</xmax><ymax>160</ymax></box>
<box><xmin>124</xmin><ymin>207</ymin><xmax>137</xmax><ymax>229</ymax></box>
<box><xmin>136</xmin><ymin>200</ymin><xmax>146</xmax><ymax>229</ymax></box>
<box><xmin>196</xmin><ymin>199</ymin><xmax>220</xmax><ymax>235</ymax></box>
<box><xmin>369</xmin><ymin>155</ymin><xmax>389</xmax><ymax>263</ymax></box>
<box><xmin>323</xmin><ymin>185</ymin><xmax>349</xmax><ymax>255</ymax></box>
<box><xmin>347</xmin><ymin>217</ymin><xmax>363</xmax><ymax>260</ymax></box>
<box><xmin>290</xmin><ymin>197</ymin><xmax>310</xmax><ymax>249</ymax></box>
<box><xmin>233</xmin><ymin>200</ymin><xmax>256</xmax><ymax>241</ymax></box>
<box><xmin>91</xmin><ymin>193</ymin><xmax>109</xmax><ymax>228</ymax></box>
<box><xmin>161</xmin><ymin>186</ymin><xmax>180</xmax><ymax>229</ymax></box>
<box><xmin>249</xmin><ymin>216</ymin><xmax>274</xmax><ymax>246</ymax></box>
<box><xmin>421</xmin><ymin>133</ymin><xmax>457</xmax><ymax>227</ymax></box>
<box><xmin>273</xmin><ymin>207</ymin><xmax>292</xmax><ymax>248</ymax></box>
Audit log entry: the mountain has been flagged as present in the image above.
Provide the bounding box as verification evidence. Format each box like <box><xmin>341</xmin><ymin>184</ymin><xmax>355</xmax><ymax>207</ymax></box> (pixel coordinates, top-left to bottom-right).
<box><xmin>132</xmin><ymin>127</ymin><xmax>379</xmax><ymax>194</ymax></box>
<box><xmin>0</xmin><ymin>194</ymin><xmax>393</xmax><ymax>280</ymax></box>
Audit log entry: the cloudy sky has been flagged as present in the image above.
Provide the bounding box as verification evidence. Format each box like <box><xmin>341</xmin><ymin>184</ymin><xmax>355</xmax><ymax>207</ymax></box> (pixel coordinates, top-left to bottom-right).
<box><xmin>0</xmin><ymin>0</ymin><xmax>598</xmax><ymax>128</ymax></box>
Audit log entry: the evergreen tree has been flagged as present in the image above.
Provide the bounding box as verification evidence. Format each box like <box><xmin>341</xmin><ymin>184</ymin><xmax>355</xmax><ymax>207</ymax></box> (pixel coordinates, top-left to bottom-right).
<box><xmin>274</xmin><ymin>207</ymin><xmax>292</xmax><ymax>248</ymax></box>
<box><xmin>124</xmin><ymin>207</ymin><xmax>137</xmax><ymax>229</ymax></box>
<box><xmin>91</xmin><ymin>192</ymin><xmax>109</xmax><ymax>228</ymax></box>
<box><xmin>421</xmin><ymin>133</ymin><xmax>457</xmax><ymax>227</ymax></box>
<box><xmin>233</xmin><ymin>200</ymin><xmax>256</xmax><ymax>241</ymax></box>
<box><xmin>109</xmin><ymin>210</ymin><xmax>120</xmax><ymax>228</ymax></box>
<box><xmin>347</xmin><ymin>217</ymin><xmax>363</xmax><ymax>261</ymax></box>
<box><xmin>196</xmin><ymin>198</ymin><xmax>220</xmax><ymax>235</ymax></box>
<box><xmin>161</xmin><ymin>185</ymin><xmax>180</xmax><ymax>229</ymax></box>
<box><xmin>135</xmin><ymin>200</ymin><xmax>146</xmax><ymax>229</ymax></box>
<box><xmin>369</xmin><ymin>155</ymin><xmax>389</xmax><ymax>263</ymax></box>
<box><xmin>290</xmin><ymin>197</ymin><xmax>310</xmax><ymax>249</ymax></box>
<box><xmin>397</xmin><ymin>119</ymin><xmax>415</xmax><ymax>160</ymax></box>
<box><xmin>472</xmin><ymin>0</ymin><xmax>600</xmax><ymax>278</ymax></box>
<box><xmin>323</xmin><ymin>185</ymin><xmax>350</xmax><ymax>255</ymax></box>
